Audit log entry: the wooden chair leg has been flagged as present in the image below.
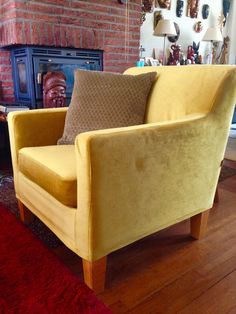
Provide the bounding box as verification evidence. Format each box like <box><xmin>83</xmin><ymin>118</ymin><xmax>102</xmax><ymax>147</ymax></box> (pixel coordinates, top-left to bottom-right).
<box><xmin>82</xmin><ymin>256</ymin><xmax>107</xmax><ymax>293</ymax></box>
<box><xmin>18</xmin><ymin>199</ymin><xmax>34</xmax><ymax>225</ymax></box>
<box><xmin>214</xmin><ymin>186</ymin><xmax>219</xmax><ymax>203</ymax></box>
<box><xmin>190</xmin><ymin>209</ymin><xmax>210</xmax><ymax>240</ymax></box>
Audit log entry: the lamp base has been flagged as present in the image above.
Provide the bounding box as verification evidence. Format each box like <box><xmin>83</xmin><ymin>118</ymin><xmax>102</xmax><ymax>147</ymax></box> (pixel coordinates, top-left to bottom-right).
<box><xmin>162</xmin><ymin>35</ymin><xmax>166</xmax><ymax>65</ymax></box>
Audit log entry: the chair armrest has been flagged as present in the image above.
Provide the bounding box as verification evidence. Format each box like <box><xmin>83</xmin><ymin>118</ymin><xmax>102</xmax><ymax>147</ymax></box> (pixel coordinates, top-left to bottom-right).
<box><xmin>74</xmin><ymin>113</ymin><xmax>224</xmax><ymax>261</ymax></box>
<box><xmin>8</xmin><ymin>107</ymin><xmax>67</xmax><ymax>169</ymax></box>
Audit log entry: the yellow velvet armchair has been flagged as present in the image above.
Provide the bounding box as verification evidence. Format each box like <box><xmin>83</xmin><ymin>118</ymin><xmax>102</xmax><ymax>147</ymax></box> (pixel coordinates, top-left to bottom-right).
<box><xmin>8</xmin><ymin>65</ymin><xmax>236</xmax><ymax>293</ymax></box>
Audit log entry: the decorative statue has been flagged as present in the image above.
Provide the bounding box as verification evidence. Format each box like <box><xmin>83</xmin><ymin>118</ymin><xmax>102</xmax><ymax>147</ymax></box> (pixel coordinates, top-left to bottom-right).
<box><xmin>187</xmin><ymin>45</ymin><xmax>195</xmax><ymax>64</ymax></box>
<box><xmin>167</xmin><ymin>52</ymin><xmax>174</xmax><ymax>65</ymax></box>
<box><xmin>43</xmin><ymin>72</ymin><xmax>66</xmax><ymax>108</ymax></box>
<box><xmin>157</xmin><ymin>0</ymin><xmax>171</xmax><ymax>10</ymax></box>
<box><xmin>202</xmin><ymin>4</ymin><xmax>210</xmax><ymax>19</ymax></box>
<box><xmin>192</xmin><ymin>42</ymin><xmax>199</xmax><ymax>55</ymax></box>
<box><xmin>167</xmin><ymin>44</ymin><xmax>182</xmax><ymax>65</ymax></box>
<box><xmin>217</xmin><ymin>36</ymin><xmax>230</xmax><ymax>64</ymax></box>
<box><xmin>212</xmin><ymin>42</ymin><xmax>220</xmax><ymax>64</ymax></box>
<box><xmin>187</xmin><ymin>0</ymin><xmax>199</xmax><ymax>18</ymax></box>
<box><xmin>192</xmin><ymin>41</ymin><xmax>202</xmax><ymax>63</ymax></box>
<box><xmin>176</xmin><ymin>0</ymin><xmax>184</xmax><ymax>17</ymax></box>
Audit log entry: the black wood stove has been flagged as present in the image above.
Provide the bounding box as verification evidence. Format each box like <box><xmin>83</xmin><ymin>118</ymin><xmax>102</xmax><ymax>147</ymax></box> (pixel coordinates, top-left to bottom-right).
<box><xmin>10</xmin><ymin>46</ymin><xmax>103</xmax><ymax>109</ymax></box>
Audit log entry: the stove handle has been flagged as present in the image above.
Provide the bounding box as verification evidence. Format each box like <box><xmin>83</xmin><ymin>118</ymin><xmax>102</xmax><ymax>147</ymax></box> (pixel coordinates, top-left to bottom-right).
<box><xmin>37</xmin><ymin>73</ymin><xmax>42</xmax><ymax>84</ymax></box>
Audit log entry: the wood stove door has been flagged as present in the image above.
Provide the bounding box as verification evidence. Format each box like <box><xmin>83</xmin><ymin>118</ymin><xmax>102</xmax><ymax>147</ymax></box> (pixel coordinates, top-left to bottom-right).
<box><xmin>12</xmin><ymin>56</ymin><xmax>32</xmax><ymax>105</ymax></box>
<box><xmin>33</xmin><ymin>56</ymin><xmax>101</xmax><ymax>108</ymax></box>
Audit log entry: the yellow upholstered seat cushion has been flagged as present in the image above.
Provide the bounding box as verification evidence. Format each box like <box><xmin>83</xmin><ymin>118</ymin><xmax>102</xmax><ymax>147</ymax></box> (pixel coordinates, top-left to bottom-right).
<box><xmin>18</xmin><ymin>145</ymin><xmax>77</xmax><ymax>207</ymax></box>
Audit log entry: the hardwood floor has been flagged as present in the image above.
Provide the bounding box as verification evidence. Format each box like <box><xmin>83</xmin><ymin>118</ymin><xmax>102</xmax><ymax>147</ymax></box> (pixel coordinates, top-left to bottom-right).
<box><xmin>52</xmin><ymin>159</ymin><xmax>236</xmax><ymax>314</ymax></box>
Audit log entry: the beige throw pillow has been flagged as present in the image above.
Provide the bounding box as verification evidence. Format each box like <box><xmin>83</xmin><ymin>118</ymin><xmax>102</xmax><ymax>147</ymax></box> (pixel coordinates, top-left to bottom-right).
<box><xmin>58</xmin><ymin>70</ymin><xmax>157</xmax><ymax>145</ymax></box>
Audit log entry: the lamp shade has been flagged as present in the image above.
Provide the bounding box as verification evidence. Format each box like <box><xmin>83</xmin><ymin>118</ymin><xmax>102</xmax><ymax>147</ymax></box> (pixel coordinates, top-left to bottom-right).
<box><xmin>202</xmin><ymin>27</ymin><xmax>223</xmax><ymax>42</ymax></box>
<box><xmin>154</xmin><ymin>19</ymin><xmax>177</xmax><ymax>37</ymax></box>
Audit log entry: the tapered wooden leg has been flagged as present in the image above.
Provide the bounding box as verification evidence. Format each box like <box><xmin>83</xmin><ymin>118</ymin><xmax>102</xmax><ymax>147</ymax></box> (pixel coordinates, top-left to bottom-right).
<box><xmin>82</xmin><ymin>256</ymin><xmax>107</xmax><ymax>293</ymax></box>
<box><xmin>214</xmin><ymin>187</ymin><xmax>219</xmax><ymax>203</ymax></box>
<box><xmin>18</xmin><ymin>199</ymin><xmax>34</xmax><ymax>225</ymax></box>
<box><xmin>190</xmin><ymin>209</ymin><xmax>210</xmax><ymax>239</ymax></box>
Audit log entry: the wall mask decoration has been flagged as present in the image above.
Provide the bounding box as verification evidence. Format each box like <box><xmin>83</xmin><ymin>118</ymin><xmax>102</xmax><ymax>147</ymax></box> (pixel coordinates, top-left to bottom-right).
<box><xmin>194</xmin><ymin>21</ymin><xmax>203</xmax><ymax>33</ymax></box>
<box><xmin>142</xmin><ymin>0</ymin><xmax>155</xmax><ymax>24</ymax></box>
<box><xmin>142</xmin><ymin>0</ymin><xmax>155</xmax><ymax>13</ymax></box>
<box><xmin>176</xmin><ymin>0</ymin><xmax>184</xmax><ymax>17</ymax></box>
<box><xmin>153</xmin><ymin>10</ymin><xmax>163</xmax><ymax>30</ymax></box>
<box><xmin>156</xmin><ymin>0</ymin><xmax>171</xmax><ymax>10</ymax></box>
<box><xmin>167</xmin><ymin>22</ymin><xmax>180</xmax><ymax>43</ymax></box>
<box><xmin>223</xmin><ymin>0</ymin><xmax>231</xmax><ymax>26</ymax></box>
<box><xmin>202</xmin><ymin>4</ymin><xmax>210</xmax><ymax>19</ymax></box>
<box><xmin>187</xmin><ymin>0</ymin><xmax>199</xmax><ymax>18</ymax></box>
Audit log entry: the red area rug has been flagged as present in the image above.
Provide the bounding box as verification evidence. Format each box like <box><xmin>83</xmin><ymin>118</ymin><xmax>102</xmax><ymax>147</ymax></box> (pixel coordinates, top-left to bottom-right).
<box><xmin>0</xmin><ymin>203</ymin><xmax>111</xmax><ymax>314</ymax></box>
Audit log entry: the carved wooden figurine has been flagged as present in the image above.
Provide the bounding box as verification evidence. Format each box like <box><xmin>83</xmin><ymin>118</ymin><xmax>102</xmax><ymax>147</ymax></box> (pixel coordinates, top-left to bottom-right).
<box><xmin>193</xmin><ymin>41</ymin><xmax>201</xmax><ymax>63</ymax></box>
<box><xmin>167</xmin><ymin>44</ymin><xmax>182</xmax><ymax>65</ymax></box>
<box><xmin>217</xmin><ymin>36</ymin><xmax>230</xmax><ymax>64</ymax></box>
<box><xmin>43</xmin><ymin>72</ymin><xmax>66</xmax><ymax>108</ymax></box>
<box><xmin>187</xmin><ymin>0</ymin><xmax>199</xmax><ymax>18</ymax></box>
<box><xmin>157</xmin><ymin>0</ymin><xmax>171</xmax><ymax>10</ymax></box>
<box><xmin>187</xmin><ymin>45</ymin><xmax>195</xmax><ymax>64</ymax></box>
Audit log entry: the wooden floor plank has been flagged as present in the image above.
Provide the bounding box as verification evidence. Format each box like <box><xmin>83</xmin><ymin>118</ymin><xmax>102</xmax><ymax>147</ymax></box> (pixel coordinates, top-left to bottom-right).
<box><xmin>178</xmin><ymin>270</ymin><xmax>236</xmax><ymax>314</ymax></box>
<box><xmin>128</xmin><ymin>250</ymin><xmax>236</xmax><ymax>314</ymax></box>
<box><xmin>99</xmin><ymin>211</ymin><xmax>236</xmax><ymax>311</ymax></box>
<box><xmin>50</xmin><ymin>164</ymin><xmax>236</xmax><ymax>314</ymax></box>
<box><xmin>228</xmin><ymin>306</ymin><xmax>236</xmax><ymax>314</ymax></box>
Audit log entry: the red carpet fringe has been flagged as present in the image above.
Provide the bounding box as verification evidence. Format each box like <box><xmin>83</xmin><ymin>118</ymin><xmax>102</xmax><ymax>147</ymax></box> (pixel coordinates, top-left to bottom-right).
<box><xmin>0</xmin><ymin>203</ymin><xmax>111</xmax><ymax>314</ymax></box>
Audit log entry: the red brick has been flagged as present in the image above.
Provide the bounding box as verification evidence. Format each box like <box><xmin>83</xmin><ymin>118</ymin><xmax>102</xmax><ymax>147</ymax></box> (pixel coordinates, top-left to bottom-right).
<box><xmin>0</xmin><ymin>0</ymin><xmax>141</xmax><ymax>100</ymax></box>
<box><xmin>15</xmin><ymin>22</ymin><xmax>24</xmax><ymax>43</ymax></box>
<box><xmin>31</xmin><ymin>22</ymin><xmax>40</xmax><ymax>45</ymax></box>
<box><xmin>81</xmin><ymin>29</ymin><xmax>95</xmax><ymax>49</ymax></box>
<box><xmin>1</xmin><ymin>88</ymin><xmax>15</xmax><ymax>96</ymax></box>
<box><xmin>1</xmin><ymin>95</ymin><xmax>15</xmax><ymax>102</ymax></box>
<box><xmin>54</xmin><ymin>24</ymin><xmax>61</xmax><ymax>47</ymax></box>
<box><xmin>65</xmin><ymin>27</ymin><xmax>75</xmax><ymax>47</ymax></box>
<box><xmin>0</xmin><ymin>73</ymin><xmax>13</xmax><ymax>81</ymax></box>
<box><xmin>94</xmin><ymin>30</ymin><xmax>105</xmax><ymax>50</ymax></box>
<box><xmin>45</xmin><ymin>23</ymin><xmax>54</xmax><ymax>46</ymax></box>
<box><xmin>1</xmin><ymin>81</ymin><xmax>14</xmax><ymax>87</ymax></box>
<box><xmin>73</xmin><ymin>28</ymin><xmax>82</xmax><ymax>48</ymax></box>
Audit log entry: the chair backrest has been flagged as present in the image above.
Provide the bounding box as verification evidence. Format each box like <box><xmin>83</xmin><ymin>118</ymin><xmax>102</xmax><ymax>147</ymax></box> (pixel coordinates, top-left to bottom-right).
<box><xmin>124</xmin><ymin>65</ymin><xmax>236</xmax><ymax>123</ymax></box>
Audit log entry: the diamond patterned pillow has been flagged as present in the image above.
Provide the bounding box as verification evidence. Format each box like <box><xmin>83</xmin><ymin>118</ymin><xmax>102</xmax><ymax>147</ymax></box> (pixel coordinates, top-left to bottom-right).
<box><xmin>57</xmin><ymin>70</ymin><xmax>157</xmax><ymax>145</ymax></box>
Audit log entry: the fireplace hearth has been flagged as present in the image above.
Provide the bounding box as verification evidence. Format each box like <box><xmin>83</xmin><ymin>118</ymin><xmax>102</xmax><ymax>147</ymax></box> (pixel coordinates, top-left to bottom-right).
<box><xmin>0</xmin><ymin>1</ymin><xmax>141</xmax><ymax>103</ymax></box>
<box><xmin>10</xmin><ymin>46</ymin><xmax>103</xmax><ymax>109</ymax></box>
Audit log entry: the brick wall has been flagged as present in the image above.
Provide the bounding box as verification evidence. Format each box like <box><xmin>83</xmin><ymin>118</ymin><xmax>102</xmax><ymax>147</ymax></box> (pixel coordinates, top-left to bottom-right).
<box><xmin>0</xmin><ymin>0</ymin><xmax>141</xmax><ymax>102</ymax></box>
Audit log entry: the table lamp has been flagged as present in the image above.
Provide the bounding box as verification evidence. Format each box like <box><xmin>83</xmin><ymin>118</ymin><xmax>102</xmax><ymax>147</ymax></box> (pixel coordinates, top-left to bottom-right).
<box><xmin>202</xmin><ymin>27</ymin><xmax>223</xmax><ymax>64</ymax></box>
<box><xmin>153</xmin><ymin>19</ymin><xmax>177</xmax><ymax>65</ymax></box>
